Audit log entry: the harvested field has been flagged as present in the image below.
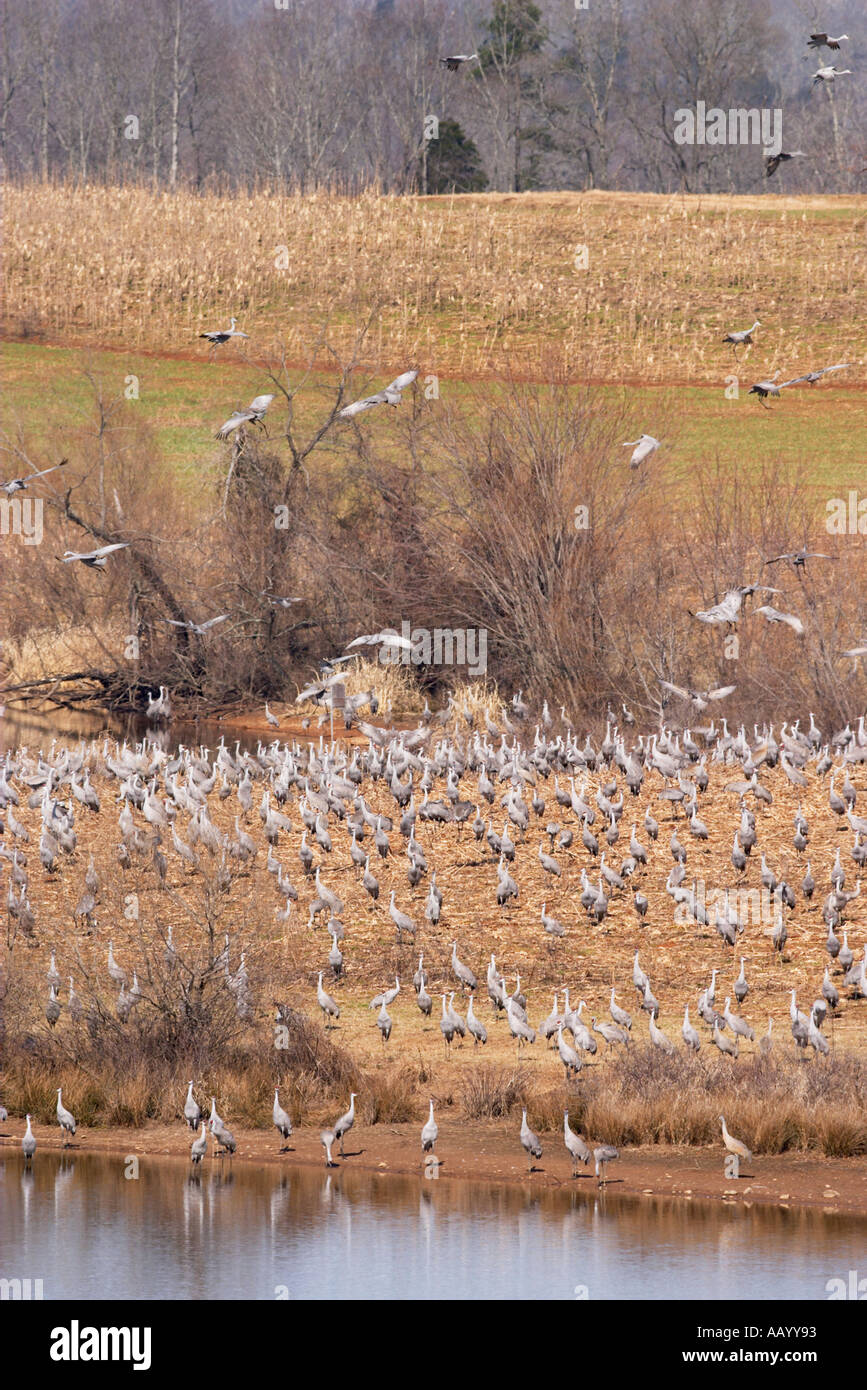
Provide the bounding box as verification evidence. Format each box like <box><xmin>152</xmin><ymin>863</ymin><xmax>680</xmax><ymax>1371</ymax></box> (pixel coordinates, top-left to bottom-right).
<box><xmin>3</xmin><ymin>718</ymin><xmax>866</xmax><ymax>1177</ymax></box>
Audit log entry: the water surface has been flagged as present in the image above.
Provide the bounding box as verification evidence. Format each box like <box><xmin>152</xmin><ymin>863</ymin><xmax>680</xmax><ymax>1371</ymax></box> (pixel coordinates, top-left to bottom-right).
<box><xmin>1</xmin><ymin>1150</ymin><xmax>863</xmax><ymax>1301</ymax></box>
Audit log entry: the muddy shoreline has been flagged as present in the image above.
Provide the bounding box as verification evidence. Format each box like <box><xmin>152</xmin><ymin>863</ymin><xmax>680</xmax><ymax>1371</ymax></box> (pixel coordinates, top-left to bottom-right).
<box><xmin>3</xmin><ymin>1120</ymin><xmax>866</xmax><ymax>1218</ymax></box>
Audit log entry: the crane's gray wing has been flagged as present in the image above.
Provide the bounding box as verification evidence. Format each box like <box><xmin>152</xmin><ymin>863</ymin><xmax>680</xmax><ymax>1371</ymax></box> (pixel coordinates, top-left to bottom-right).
<box><xmin>384</xmin><ymin>370</ymin><xmax>418</xmax><ymax>394</ymax></box>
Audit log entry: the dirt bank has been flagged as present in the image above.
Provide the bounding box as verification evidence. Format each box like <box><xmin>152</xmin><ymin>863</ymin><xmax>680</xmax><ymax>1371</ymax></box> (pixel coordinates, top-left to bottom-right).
<box><xmin>3</xmin><ymin>1120</ymin><xmax>866</xmax><ymax>1217</ymax></box>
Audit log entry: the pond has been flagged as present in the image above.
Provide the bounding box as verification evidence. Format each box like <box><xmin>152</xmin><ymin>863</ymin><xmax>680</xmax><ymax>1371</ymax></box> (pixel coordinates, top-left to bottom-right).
<box><xmin>1</xmin><ymin>1150</ymin><xmax>863</xmax><ymax>1301</ymax></box>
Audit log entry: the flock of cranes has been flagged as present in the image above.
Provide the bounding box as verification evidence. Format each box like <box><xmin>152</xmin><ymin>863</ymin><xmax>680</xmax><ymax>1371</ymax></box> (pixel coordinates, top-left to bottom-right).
<box><xmin>2</xmin><ymin>691</ymin><xmax>866</xmax><ymax>1184</ymax></box>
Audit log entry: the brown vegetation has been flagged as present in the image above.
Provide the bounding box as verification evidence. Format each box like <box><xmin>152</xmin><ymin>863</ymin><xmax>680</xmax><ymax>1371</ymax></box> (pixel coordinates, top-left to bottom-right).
<box><xmin>3</xmin><ymin>367</ymin><xmax>864</xmax><ymax>728</ymax></box>
<box><xmin>4</xmin><ymin>184</ymin><xmax>867</xmax><ymax>381</ymax></box>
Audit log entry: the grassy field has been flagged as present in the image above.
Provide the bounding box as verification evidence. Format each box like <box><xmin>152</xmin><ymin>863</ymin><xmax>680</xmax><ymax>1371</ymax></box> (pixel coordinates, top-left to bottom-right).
<box><xmin>2</xmin><ymin>340</ymin><xmax>864</xmax><ymax>492</ymax></box>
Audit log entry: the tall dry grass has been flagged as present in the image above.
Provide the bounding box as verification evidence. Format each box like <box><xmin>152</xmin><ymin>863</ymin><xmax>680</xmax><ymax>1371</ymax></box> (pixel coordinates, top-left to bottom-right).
<box><xmin>4</xmin><ymin>182</ymin><xmax>866</xmax><ymax>382</ymax></box>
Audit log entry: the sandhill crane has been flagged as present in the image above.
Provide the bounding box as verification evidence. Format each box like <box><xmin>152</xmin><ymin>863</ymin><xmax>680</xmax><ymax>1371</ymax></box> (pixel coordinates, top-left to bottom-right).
<box><xmin>563</xmin><ymin>1112</ymin><xmax>591</xmax><ymax>1175</ymax></box>
<box><xmin>334</xmin><ymin>1093</ymin><xmax>357</xmax><ymax>1155</ymax></box>
<box><xmin>321</xmin><ymin>1129</ymin><xmax>337</xmax><ymax>1167</ymax></box>
<box><xmin>211</xmin><ymin>1117</ymin><xmax>236</xmax><ymax>1156</ymax></box>
<box><xmin>808</xmin><ymin>32</ymin><xmax>849</xmax><ymax>51</ymax></box>
<box><xmin>765</xmin><ymin>151</ymin><xmax>805</xmax><ymax>178</ymax></box>
<box><xmin>822</xmin><ymin>967</ymin><xmax>839</xmax><ymax>1011</ymax></box>
<box><xmin>520</xmin><ymin>1109</ymin><xmax>542</xmax><ymax>1174</ymax></box>
<box><xmin>451</xmin><ymin>942</ymin><xmax>477</xmax><ymax>991</ymax></box>
<box><xmin>45</xmin><ymin>984</ymin><xmax>61</xmax><ymax>1028</ymax></box>
<box><xmin>56</xmin><ymin>1088</ymin><xmax>76</xmax><ymax>1146</ymax></box>
<box><xmin>22</xmin><ymin>1115</ymin><xmax>36</xmax><ymax>1162</ymax></box>
<box><xmin>46</xmin><ymin>952</ymin><xmax>61</xmax><ymax>990</ymax></box>
<box><xmin>557</xmin><ymin>1025</ymin><xmax>583</xmax><ymax>1078</ymax></box>
<box><xmin>682</xmin><ymin>1004</ymin><xmax>701</xmax><ymax>1052</ymax></box>
<box><xmin>184</xmin><ymin>1081</ymin><xmax>201</xmax><ymax>1131</ymax></box>
<box><xmin>712</xmin><ymin>1019</ymin><xmax>739</xmax><ymax>1057</ymax></box>
<box><xmin>439</xmin><ymin>52</ymin><xmax>478</xmax><ymax>69</ymax></box>
<box><xmin>649</xmin><ymin>1011</ymin><xmax>675</xmax><ymax>1054</ymax></box>
<box><xmin>660</xmin><ymin>680</ymin><xmax>736</xmax><ymax>712</ymax></box>
<box><xmin>388</xmin><ymin>891</ymin><xmax>416</xmax><ymax>942</ymax></box>
<box><xmin>594</xmin><ymin>1145</ymin><xmax>619</xmax><ymax>1185</ymax></box>
<box><xmin>440</xmin><ymin>995</ymin><xmax>456</xmax><ymax>1055</ymax></box>
<box><xmin>59</xmin><ymin>542</ymin><xmax>129</xmax><ymax>569</ymax></box>
<box><xmin>466</xmin><ymin>993</ymin><xmax>487</xmax><ymax>1045</ymax></box>
<box><xmin>766</xmin><ymin>548</ymin><xmax>834</xmax><ymax>571</ymax></box>
<box><xmin>317</xmin><ymin>972</ymin><xmax>340</xmax><ymax>1028</ymax></box>
<box><xmin>339</xmin><ymin>371</ymin><xmax>417</xmax><ymax>418</ymax></box>
<box><xmin>592</xmin><ymin>1016</ymin><xmax>629</xmax><ymax>1048</ymax></box>
<box><xmin>622</xmin><ymin>434</ymin><xmax>660</xmax><ymax>468</ymax></box>
<box><xmin>641</xmin><ymin>979</ymin><xmax>660</xmax><ymax>1020</ymax></box>
<box><xmin>67</xmin><ymin>978</ymin><xmax>82</xmax><ymax>1022</ymax></box>
<box><xmin>216</xmin><ymin>394</ymin><xmax>274</xmax><ymax>439</ymax></box>
<box><xmin>734</xmin><ymin>958</ymin><xmax>749</xmax><ymax>1005</ymax></box>
<box><xmin>344</xmin><ymin>629</ymin><xmax>415</xmax><ymax>656</ymax></box>
<box><xmin>417</xmin><ymin>977</ymin><xmax>433</xmax><ymax>1017</ymax></box>
<box><xmin>610</xmin><ymin>989</ymin><xmax>632</xmax><ymax>1030</ymax></box>
<box><xmin>754</xmin><ymin>605</ymin><xmax>805</xmax><ymax>636</ymax></box>
<box><xmin>413</xmin><ymin>953</ymin><xmax>428</xmax><ymax>992</ymax></box>
<box><xmin>1</xmin><ymin>460</ymin><xmax>67</xmax><ymax>495</ymax></box>
<box><xmin>720</xmin><ymin>1115</ymin><xmax>751</xmax><ymax>1166</ymax></box>
<box><xmin>541</xmin><ymin>902</ymin><xmax>566</xmax><ymax>937</ymax></box>
<box><xmin>369</xmin><ymin>977</ymin><xmax>400</xmax><ymax>1010</ymax></box>
<box><xmin>723</xmin><ymin>997</ymin><xmax>755</xmax><ymax>1042</ymax></box>
<box><xmin>421</xmin><ymin>1100</ymin><xmax>438</xmax><ymax>1154</ymax></box>
<box><xmin>812</xmin><ymin>66</ymin><xmax>852</xmax><ymax>85</ymax></box>
<box><xmin>722</xmin><ymin>320</ymin><xmax>760</xmax><ymax>355</ymax></box>
<box><xmin>191</xmin><ymin>1122</ymin><xmax>208</xmax><ymax>1164</ymax></box>
<box><xmin>808</xmin><ymin>1008</ymin><xmax>830</xmax><ymax>1056</ymax></box>
<box><xmin>541</xmin><ymin>989</ymin><xmax>561</xmax><ymax>1045</ymax></box>
<box><xmin>759</xmin><ymin>1018</ymin><xmax>773</xmax><ymax>1057</ymax></box>
<box><xmin>328</xmin><ymin>931</ymin><xmax>343</xmax><ymax>979</ymax></box>
<box><xmin>200</xmin><ymin>316</ymin><xmax>249</xmax><ymax>352</ymax></box>
<box><xmin>632</xmin><ymin>949</ymin><xmax>648</xmax><ymax>994</ymax></box>
<box><xmin>273</xmin><ymin>1088</ymin><xmax>293</xmax><ymax>1151</ymax></box>
<box><xmin>376</xmin><ymin>999</ymin><xmax>393</xmax><ymax>1044</ymax></box>
<box><xmin>107</xmin><ymin>941</ymin><xmax>127</xmax><ymax>988</ymax></box>
<box><xmin>506</xmin><ymin>996</ymin><xmax>536</xmax><ymax>1052</ymax></box>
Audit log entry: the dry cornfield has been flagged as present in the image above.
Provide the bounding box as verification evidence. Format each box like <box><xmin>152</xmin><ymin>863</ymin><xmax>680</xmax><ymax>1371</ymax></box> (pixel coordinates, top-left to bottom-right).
<box><xmin>4</xmin><ymin>182</ymin><xmax>867</xmax><ymax>383</ymax></box>
<box><xmin>3</xmin><ymin>728</ymin><xmax>867</xmax><ymax>1155</ymax></box>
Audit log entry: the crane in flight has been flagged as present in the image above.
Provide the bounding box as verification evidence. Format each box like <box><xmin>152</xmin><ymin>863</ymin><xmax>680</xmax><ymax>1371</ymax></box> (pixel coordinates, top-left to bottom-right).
<box><xmin>2</xmin><ymin>460</ymin><xmax>66</xmax><ymax>496</ymax></box>
<box><xmin>58</xmin><ymin>542</ymin><xmax>129</xmax><ymax>570</ymax></box>
<box><xmin>439</xmin><ymin>53</ymin><xmax>478</xmax><ymax>70</ymax></box>
<box><xmin>199</xmin><ymin>317</ymin><xmax>249</xmax><ymax>360</ymax></box>
<box><xmin>807</xmin><ymin>33</ymin><xmax>849</xmax><ymax>51</ymax></box>
<box><xmin>765</xmin><ymin>549</ymin><xmax>834</xmax><ymax>571</ymax></box>
<box><xmin>812</xmin><ymin>65</ymin><xmax>852</xmax><ymax>85</ymax></box>
<box><xmin>621</xmin><ymin>434</ymin><xmax>660</xmax><ymax>468</ymax></box>
<box><xmin>691</xmin><ymin>584</ymin><xmax>779</xmax><ymax>626</ymax></box>
<box><xmin>166</xmin><ymin>614</ymin><xmax>229</xmax><ymax>636</ymax></box>
<box><xmin>216</xmin><ymin>394</ymin><xmax>274</xmax><ymax>439</ymax></box>
<box><xmin>765</xmin><ymin>151</ymin><xmax>805</xmax><ymax>178</ymax></box>
<box><xmin>339</xmin><ymin>371</ymin><xmax>418</xmax><ymax>419</ymax></box>
<box><xmin>659</xmin><ymin>680</ymin><xmax>736</xmax><ymax>711</ymax></box>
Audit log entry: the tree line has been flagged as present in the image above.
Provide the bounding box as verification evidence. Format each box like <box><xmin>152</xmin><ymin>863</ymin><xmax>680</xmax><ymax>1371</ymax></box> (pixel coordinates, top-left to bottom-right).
<box><xmin>0</xmin><ymin>0</ymin><xmax>863</xmax><ymax>195</ymax></box>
